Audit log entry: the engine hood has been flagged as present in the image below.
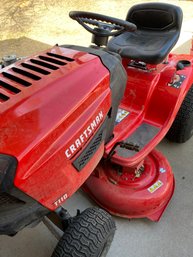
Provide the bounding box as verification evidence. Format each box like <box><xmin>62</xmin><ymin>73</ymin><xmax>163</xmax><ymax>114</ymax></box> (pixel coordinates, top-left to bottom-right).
<box><xmin>0</xmin><ymin>46</ymin><xmax>111</xmax><ymax>164</ymax></box>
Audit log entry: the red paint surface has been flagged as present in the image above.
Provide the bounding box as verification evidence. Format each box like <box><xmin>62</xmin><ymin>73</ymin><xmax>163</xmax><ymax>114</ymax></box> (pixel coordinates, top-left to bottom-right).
<box><xmin>83</xmin><ymin>149</ymin><xmax>174</xmax><ymax>221</ymax></box>
<box><xmin>0</xmin><ymin>44</ymin><xmax>193</xmax><ymax>218</ymax></box>
<box><xmin>83</xmin><ymin>52</ymin><xmax>193</xmax><ymax>221</ymax></box>
<box><xmin>0</xmin><ymin>46</ymin><xmax>111</xmax><ymax>210</ymax></box>
<box><xmin>105</xmin><ymin>53</ymin><xmax>193</xmax><ymax>166</ymax></box>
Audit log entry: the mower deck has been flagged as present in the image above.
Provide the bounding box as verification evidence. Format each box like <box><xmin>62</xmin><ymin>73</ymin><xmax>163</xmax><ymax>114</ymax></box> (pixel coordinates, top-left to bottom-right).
<box><xmin>83</xmin><ymin>149</ymin><xmax>174</xmax><ymax>221</ymax></box>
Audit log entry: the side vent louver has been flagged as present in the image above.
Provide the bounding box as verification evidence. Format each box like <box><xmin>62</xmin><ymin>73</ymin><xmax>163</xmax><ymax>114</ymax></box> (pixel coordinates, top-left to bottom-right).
<box><xmin>0</xmin><ymin>80</ymin><xmax>21</xmax><ymax>94</ymax></box>
<box><xmin>21</xmin><ymin>63</ymin><xmax>50</xmax><ymax>75</ymax></box>
<box><xmin>30</xmin><ymin>59</ymin><xmax>59</xmax><ymax>70</ymax></box>
<box><xmin>0</xmin><ymin>93</ymin><xmax>9</xmax><ymax>102</ymax></box>
<box><xmin>12</xmin><ymin>67</ymin><xmax>41</xmax><ymax>81</ymax></box>
<box><xmin>2</xmin><ymin>72</ymin><xmax>31</xmax><ymax>87</ymax></box>
<box><xmin>73</xmin><ymin>125</ymin><xmax>105</xmax><ymax>171</ymax></box>
<box><xmin>46</xmin><ymin>52</ymin><xmax>74</xmax><ymax>62</ymax></box>
<box><xmin>39</xmin><ymin>56</ymin><xmax>67</xmax><ymax>66</ymax></box>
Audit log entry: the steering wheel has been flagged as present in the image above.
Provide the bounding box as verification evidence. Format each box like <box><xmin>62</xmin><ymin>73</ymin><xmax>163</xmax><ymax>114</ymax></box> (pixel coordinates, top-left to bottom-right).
<box><xmin>69</xmin><ymin>11</ymin><xmax>137</xmax><ymax>37</ymax></box>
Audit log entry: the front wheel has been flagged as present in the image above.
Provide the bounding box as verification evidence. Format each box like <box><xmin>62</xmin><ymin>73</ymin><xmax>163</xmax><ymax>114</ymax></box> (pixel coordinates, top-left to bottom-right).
<box><xmin>166</xmin><ymin>84</ymin><xmax>193</xmax><ymax>143</ymax></box>
<box><xmin>51</xmin><ymin>207</ymin><xmax>116</xmax><ymax>257</ymax></box>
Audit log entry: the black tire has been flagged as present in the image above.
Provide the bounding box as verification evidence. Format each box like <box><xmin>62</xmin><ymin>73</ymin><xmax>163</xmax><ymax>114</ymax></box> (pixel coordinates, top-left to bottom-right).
<box><xmin>51</xmin><ymin>207</ymin><xmax>116</xmax><ymax>257</ymax></box>
<box><xmin>166</xmin><ymin>84</ymin><xmax>193</xmax><ymax>143</ymax></box>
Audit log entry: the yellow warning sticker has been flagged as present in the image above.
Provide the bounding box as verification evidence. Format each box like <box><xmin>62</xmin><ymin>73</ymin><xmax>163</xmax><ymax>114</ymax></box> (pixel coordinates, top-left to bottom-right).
<box><xmin>148</xmin><ymin>180</ymin><xmax>163</xmax><ymax>193</ymax></box>
<box><xmin>115</xmin><ymin>108</ymin><xmax>130</xmax><ymax>125</ymax></box>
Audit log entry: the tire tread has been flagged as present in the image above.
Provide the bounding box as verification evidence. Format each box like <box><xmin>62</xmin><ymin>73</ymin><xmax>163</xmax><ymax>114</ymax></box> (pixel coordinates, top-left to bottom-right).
<box><xmin>51</xmin><ymin>207</ymin><xmax>115</xmax><ymax>257</ymax></box>
<box><xmin>166</xmin><ymin>85</ymin><xmax>193</xmax><ymax>143</ymax></box>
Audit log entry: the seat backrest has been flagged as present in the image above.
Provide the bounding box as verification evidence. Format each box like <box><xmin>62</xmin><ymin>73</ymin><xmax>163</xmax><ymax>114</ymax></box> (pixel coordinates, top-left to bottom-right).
<box><xmin>126</xmin><ymin>3</ymin><xmax>183</xmax><ymax>32</ymax></box>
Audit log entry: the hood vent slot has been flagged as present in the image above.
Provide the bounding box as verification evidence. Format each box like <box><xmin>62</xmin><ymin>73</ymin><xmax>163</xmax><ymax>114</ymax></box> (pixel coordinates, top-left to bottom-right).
<box><xmin>21</xmin><ymin>63</ymin><xmax>50</xmax><ymax>75</ymax></box>
<box><xmin>39</xmin><ymin>56</ymin><xmax>66</xmax><ymax>66</ymax></box>
<box><xmin>46</xmin><ymin>52</ymin><xmax>74</xmax><ymax>62</ymax></box>
<box><xmin>2</xmin><ymin>72</ymin><xmax>31</xmax><ymax>87</ymax></box>
<box><xmin>30</xmin><ymin>59</ymin><xmax>58</xmax><ymax>70</ymax></box>
<box><xmin>0</xmin><ymin>80</ymin><xmax>21</xmax><ymax>94</ymax></box>
<box><xmin>0</xmin><ymin>49</ymin><xmax>75</xmax><ymax>103</ymax></box>
<box><xmin>0</xmin><ymin>93</ymin><xmax>9</xmax><ymax>102</ymax></box>
<box><xmin>12</xmin><ymin>67</ymin><xmax>41</xmax><ymax>81</ymax></box>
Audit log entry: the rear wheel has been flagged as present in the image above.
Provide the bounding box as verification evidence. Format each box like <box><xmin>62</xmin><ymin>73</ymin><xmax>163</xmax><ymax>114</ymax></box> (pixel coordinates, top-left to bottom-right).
<box><xmin>51</xmin><ymin>207</ymin><xmax>116</xmax><ymax>257</ymax></box>
<box><xmin>166</xmin><ymin>84</ymin><xmax>193</xmax><ymax>143</ymax></box>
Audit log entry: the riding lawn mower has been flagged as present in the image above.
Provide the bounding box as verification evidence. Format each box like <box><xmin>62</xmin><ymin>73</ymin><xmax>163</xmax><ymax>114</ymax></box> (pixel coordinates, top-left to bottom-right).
<box><xmin>0</xmin><ymin>2</ymin><xmax>193</xmax><ymax>257</ymax></box>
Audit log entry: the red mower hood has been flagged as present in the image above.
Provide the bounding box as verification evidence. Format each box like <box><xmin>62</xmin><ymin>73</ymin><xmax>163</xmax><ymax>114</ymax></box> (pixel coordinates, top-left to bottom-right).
<box><xmin>0</xmin><ymin>46</ymin><xmax>111</xmax><ymax>162</ymax></box>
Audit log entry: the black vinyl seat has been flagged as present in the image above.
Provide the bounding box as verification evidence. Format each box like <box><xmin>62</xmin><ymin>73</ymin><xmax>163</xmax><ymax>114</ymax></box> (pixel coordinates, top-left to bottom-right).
<box><xmin>107</xmin><ymin>3</ymin><xmax>183</xmax><ymax>64</ymax></box>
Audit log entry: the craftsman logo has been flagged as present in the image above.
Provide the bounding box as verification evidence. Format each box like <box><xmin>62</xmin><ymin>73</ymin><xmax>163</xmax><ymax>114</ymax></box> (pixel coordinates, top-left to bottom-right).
<box><xmin>54</xmin><ymin>193</ymin><xmax>68</xmax><ymax>207</ymax></box>
<box><xmin>148</xmin><ymin>180</ymin><xmax>163</xmax><ymax>193</ymax></box>
<box><xmin>65</xmin><ymin>111</ymin><xmax>103</xmax><ymax>159</ymax></box>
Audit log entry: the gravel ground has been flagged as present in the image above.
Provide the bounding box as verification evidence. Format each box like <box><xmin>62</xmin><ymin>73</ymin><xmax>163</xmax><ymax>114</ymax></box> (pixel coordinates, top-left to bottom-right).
<box><xmin>0</xmin><ymin>0</ymin><xmax>192</xmax><ymax>57</ymax></box>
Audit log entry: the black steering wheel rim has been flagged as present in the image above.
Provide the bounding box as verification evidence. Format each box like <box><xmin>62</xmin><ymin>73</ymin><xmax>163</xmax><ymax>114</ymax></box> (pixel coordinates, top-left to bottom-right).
<box><xmin>69</xmin><ymin>11</ymin><xmax>137</xmax><ymax>37</ymax></box>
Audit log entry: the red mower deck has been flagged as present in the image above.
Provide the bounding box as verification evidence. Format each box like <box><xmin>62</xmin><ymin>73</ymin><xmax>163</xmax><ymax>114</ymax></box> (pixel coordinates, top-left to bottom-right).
<box><xmin>83</xmin><ymin>149</ymin><xmax>174</xmax><ymax>221</ymax></box>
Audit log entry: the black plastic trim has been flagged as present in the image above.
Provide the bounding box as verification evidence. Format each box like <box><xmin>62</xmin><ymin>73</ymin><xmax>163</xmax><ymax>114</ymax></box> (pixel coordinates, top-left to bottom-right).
<box><xmin>73</xmin><ymin>121</ymin><xmax>106</xmax><ymax>171</ymax></box>
<box><xmin>0</xmin><ymin>154</ymin><xmax>50</xmax><ymax>235</ymax></box>
<box><xmin>0</xmin><ymin>155</ymin><xmax>17</xmax><ymax>192</ymax></box>
<box><xmin>0</xmin><ymin>188</ymin><xmax>49</xmax><ymax>236</ymax></box>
